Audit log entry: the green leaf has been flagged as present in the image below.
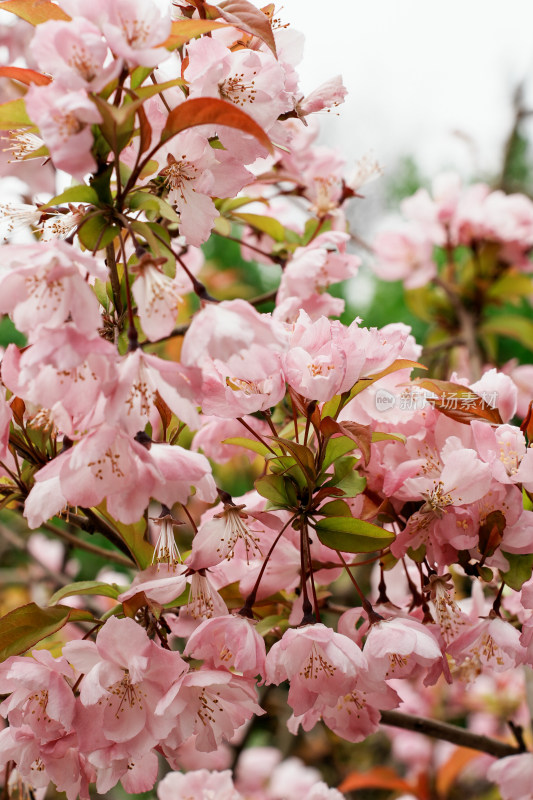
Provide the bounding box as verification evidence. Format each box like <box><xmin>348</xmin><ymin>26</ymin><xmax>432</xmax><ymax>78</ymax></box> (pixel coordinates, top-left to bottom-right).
<box><xmin>91</xmin><ymin>95</ymin><xmax>138</xmax><ymax>153</ymax></box>
<box><xmin>0</xmin><ymin>97</ymin><xmax>32</xmax><ymax>129</ymax></box>
<box><xmin>321</xmin><ymin>455</ymin><xmax>366</xmax><ymax>497</ymax></box>
<box><xmin>103</xmin><ymin>513</ymin><xmax>153</xmax><ymax>570</ymax></box>
<box><xmin>320</xmin><ymin>436</ymin><xmax>356</xmax><ymax>472</ymax></box>
<box><xmin>89</xmin><ymin>164</ymin><xmax>114</xmax><ymax>206</ymax></box>
<box><xmin>217</xmin><ymin>196</ymin><xmax>257</xmax><ymax>213</ymax></box>
<box><xmin>371</xmin><ymin>431</ymin><xmax>406</xmax><ymax>444</ymax></box>
<box><xmin>161</xmin><ymin>97</ymin><xmax>272</xmax><ymax>154</ymax></box>
<box><xmin>255</xmin><ymin>614</ymin><xmax>289</xmax><ymax>636</ymax></box>
<box><xmin>315</xmin><ymin>517</ymin><xmax>395</xmax><ymax>554</ymax></box>
<box><xmin>232</xmin><ymin>212</ymin><xmax>286</xmax><ymax>242</ymax></box>
<box><xmin>49</xmin><ymin>581</ymin><xmax>123</xmax><ymax>605</ymax></box>
<box><xmin>130</xmin><ymin>66</ymin><xmax>154</xmax><ymax>90</ymax></box>
<box><xmin>480</xmin><ymin>315</ymin><xmax>533</xmax><ymax>351</ymax></box>
<box><xmin>38</xmin><ymin>185</ymin><xmax>100</xmax><ymax>210</ymax></box>
<box><xmin>334</xmin><ymin>470</ymin><xmax>366</xmax><ymax>498</ymax></box>
<box><xmin>222</xmin><ymin>436</ymin><xmax>274</xmax><ymax>458</ymax></box>
<box><xmin>501</xmin><ymin>551</ymin><xmax>533</xmax><ymax>591</ymax></box>
<box><xmin>268</xmin><ymin>455</ymin><xmax>308</xmax><ymax>491</ymax></box>
<box><xmin>126</xmin><ymin>192</ymin><xmax>180</xmax><ymax>223</ymax></box>
<box><xmin>132</xmin><ymin>78</ymin><xmax>186</xmax><ymax>101</ymax></box>
<box><xmin>77</xmin><ymin>214</ymin><xmax>119</xmax><ymax>251</ymax></box>
<box><xmin>270</xmin><ymin>437</ymin><xmax>316</xmax><ymax>482</ymax></box>
<box><xmin>486</xmin><ymin>272</ymin><xmax>533</xmax><ymax>300</ymax></box>
<box><xmin>255</xmin><ymin>474</ymin><xmax>297</xmax><ymax>508</ymax></box>
<box><xmin>318</xmin><ymin>499</ymin><xmax>352</xmax><ymax>517</ymax></box>
<box><xmin>0</xmin><ymin>603</ymin><xmax>92</xmax><ymax>661</ymax></box>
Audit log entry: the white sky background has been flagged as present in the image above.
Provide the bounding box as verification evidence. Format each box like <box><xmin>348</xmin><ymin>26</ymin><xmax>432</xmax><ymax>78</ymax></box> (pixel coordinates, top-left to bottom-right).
<box><xmin>281</xmin><ymin>0</ymin><xmax>533</xmax><ymax>181</ymax></box>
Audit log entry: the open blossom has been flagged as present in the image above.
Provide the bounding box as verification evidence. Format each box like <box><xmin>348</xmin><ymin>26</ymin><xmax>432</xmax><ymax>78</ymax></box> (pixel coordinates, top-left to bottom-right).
<box><xmin>0</xmin><ymin>650</ymin><xmax>76</xmax><ymax>742</ymax></box>
<box><xmin>447</xmin><ymin>616</ymin><xmax>524</xmax><ymax>679</ymax></box>
<box><xmin>0</xmin><ymin>241</ymin><xmax>106</xmax><ymax>340</ymax></box>
<box><xmin>265</xmin><ymin>624</ymin><xmax>369</xmax><ymax>715</ymax></box>
<box><xmin>31</xmin><ymin>18</ymin><xmax>121</xmax><ymax>91</ymax></box>
<box><xmin>131</xmin><ymin>255</ymin><xmax>185</xmax><ymax>341</ymax></box>
<box><xmin>276</xmin><ymin>231</ymin><xmax>360</xmax><ymax>309</ymax></box>
<box><xmin>373</xmin><ymin>226</ymin><xmax>436</xmax><ymax>288</ymax></box>
<box><xmin>25</xmin><ymin>84</ymin><xmax>101</xmax><ymax>180</ymax></box>
<box><xmin>471</xmin><ymin>420</ymin><xmax>533</xmax><ymax>491</ymax></box>
<box><xmin>63</xmin><ymin>617</ymin><xmax>188</xmax><ymax>749</ymax></box>
<box><xmin>363</xmin><ymin>617</ymin><xmax>442</xmax><ymax>680</ymax></box>
<box><xmin>158</xmin><ymin>769</ymin><xmax>242</xmax><ymax>800</ymax></box>
<box><xmin>197</xmin><ymin>345</ymin><xmax>286</xmax><ymax>417</ymax></box>
<box><xmin>104</xmin><ymin>348</ymin><xmax>200</xmax><ymax>434</ymax></box>
<box><xmin>181</xmin><ymin>299</ymin><xmax>287</xmax><ymax>365</ymax></box>
<box><xmin>488</xmin><ymin>753</ymin><xmax>533</xmax><ymax>800</ymax></box>
<box><xmin>130</xmin><ymin>245</ymin><xmax>203</xmax><ymax>341</ymax></box>
<box><xmin>191</xmin><ymin>503</ymin><xmax>263</xmax><ymax>564</ymax></box>
<box><xmin>156</xmin><ymin>670</ymin><xmax>264</xmax><ymax>752</ymax></box>
<box><xmin>154</xmin><ymin>131</ymin><xmax>253</xmax><ymax>247</ymax></box>
<box><xmin>24</xmin><ymin>425</ymin><xmax>216</xmax><ymax>527</ymax></box>
<box><xmin>101</xmin><ymin>0</ymin><xmax>172</xmax><ymax>67</ymax></box>
<box><xmin>1</xmin><ymin>326</ymin><xmax>116</xmax><ymax>435</ymax></box>
<box><xmin>186</xmin><ymin>37</ymin><xmax>292</xmax><ymax>132</ymax></box>
<box><xmin>184</xmin><ymin>616</ymin><xmax>266</xmax><ymax>678</ymax></box>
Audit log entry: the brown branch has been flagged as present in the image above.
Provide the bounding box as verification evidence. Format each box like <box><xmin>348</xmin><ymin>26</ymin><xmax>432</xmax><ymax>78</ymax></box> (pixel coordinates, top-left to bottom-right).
<box><xmin>42</xmin><ymin>522</ymin><xmax>134</xmax><ymax>567</ymax></box>
<box><xmin>434</xmin><ymin>276</ymin><xmax>483</xmax><ymax>381</ymax></box>
<box><xmin>380</xmin><ymin>709</ymin><xmax>527</xmax><ymax>759</ymax></box>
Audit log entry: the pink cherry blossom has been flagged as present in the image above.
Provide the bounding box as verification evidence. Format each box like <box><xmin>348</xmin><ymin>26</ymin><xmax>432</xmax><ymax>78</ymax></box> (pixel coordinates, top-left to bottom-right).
<box><xmin>63</xmin><ymin>616</ymin><xmax>187</xmax><ymax>749</ymax></box>
<box><xmin>488</xmin><ymin>752</ymin><xmax>533</xmax><ymax>800</ymax></box>
<box><xmin>31</xmin><ymin>19</ymin><xmax>121</xmax><ymax>91</ymax></box>
<box><xmin>158</xmin><ymin>768</ymin><xmax>243</xmax><ymax>800</ymax></box>
<box><xmin>186</xmin><ymin>37</ymin><xmax>292</xmax><ymax>132</ymax></box>
<box><xmin>25</xmin><ymin>84</ymin><xmax>101</xmax><ymax>180</ymax></box>
<box><xmin>102</xmin><ymin>0</ymin><xmax>172</xmax><ymax>67</ymax></box>
<box><xmin>156</xmin><ymin>670</ymin><xmax>264</xmax><ymax>752</ymax></box>
<box><xmin>363</xmin><ymin>617</ymin><xmax>442</xmax><ymax>680</ymax></box>
<box><xmin>184</xmin><ymin>615</ymin><xmax>266</xmax><ymax>678</ymax></box>
<box><xmin>0</xmin><ymin>241</ymin><xmax>106</xmax><ymax>341</ymax></box>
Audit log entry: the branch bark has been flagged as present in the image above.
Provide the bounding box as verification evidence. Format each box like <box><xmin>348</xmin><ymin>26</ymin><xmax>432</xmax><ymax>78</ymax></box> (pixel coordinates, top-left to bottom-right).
<box><xmin>380</xmin><ymin>709</ymin><xmax>527</xmax><ymax>759</ymax></box>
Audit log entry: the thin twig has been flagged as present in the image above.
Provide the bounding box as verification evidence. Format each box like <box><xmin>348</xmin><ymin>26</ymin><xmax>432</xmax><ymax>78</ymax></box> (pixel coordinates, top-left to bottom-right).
<box><xmin>41</xmin><ymin>523</ymin><xmax>134</xmax><ymax>567</ymax></box>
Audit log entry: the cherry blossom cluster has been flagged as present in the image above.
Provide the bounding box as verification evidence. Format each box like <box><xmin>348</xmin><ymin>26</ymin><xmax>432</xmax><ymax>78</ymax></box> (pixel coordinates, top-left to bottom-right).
<box><xmin>0</xmin><ymin>1</ymin><xmax>532</xmax><ymax>799</ymax></box>
<box><xmin>373</xmin><ymin>172</ymin><xmax>533</xmax><ymax>288</ymax></box>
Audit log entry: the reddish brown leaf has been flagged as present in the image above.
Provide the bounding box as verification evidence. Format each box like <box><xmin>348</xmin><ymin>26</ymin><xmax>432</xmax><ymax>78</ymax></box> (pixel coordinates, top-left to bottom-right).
<box><xmin>320</xmin><ymin>416</ymin><xmax>372</xmax><ymax>466</ymax></box>
<box><xmin>216</xmin><ymin>0</ymin><xmax>277</xmax><ymax>56</ymax></box>
<box><xmin>338</xmin><ymin>766</ymin><xmax>421</xmax><ymax>797</ymax></box>
<box><xmin>478</xmin><ymin>510</ymin><xmax>506</xmax><ymax>557</ymax></box>
<box><xmin>413</xmin><ymin>378</ymin><xmax>503</xmax><ymax>426</ymax></box>
<box><xmin>161</xmin><ymin>96</ymin><xmax>272</xmax><ymax>153</ymax></box>
<box><xmin>0</xmin><ymin>0</ymin><xmax>70</xmax><ymax>24</ymax></box>
<box><xmin>520</xmin><ymin>400</ymin><xmax>533</xmax><ymax>441</ymax></box>
<box><xmin>436</xmin><ymin>747</ymin><xmax>482</xmax><ymax>796</ymax></box>
<box><xmin>154</xmin><ymin>391</ymin><xmax>172</xmax><ymax>439</ymax></box>
<box><xmin>0</xmin><ymin>66</ymin><xmax>51</xmax><ymax>86</ymax></box>
<box><xmin>136</xmin><ymin>103</ymin><xmax>152</xmax><ymax>156</ymax></box>
<box><xmin>10</xmin><ymin>397</ymin><xmax>25</xmax><ymax>427</ymax></box>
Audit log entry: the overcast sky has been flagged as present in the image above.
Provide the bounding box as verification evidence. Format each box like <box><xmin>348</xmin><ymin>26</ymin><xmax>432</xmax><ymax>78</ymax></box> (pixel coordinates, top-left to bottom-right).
<box><xmin>282</xmin><ymin>1</ymin><xmax>533</xmax><ymax>180</ymax></box>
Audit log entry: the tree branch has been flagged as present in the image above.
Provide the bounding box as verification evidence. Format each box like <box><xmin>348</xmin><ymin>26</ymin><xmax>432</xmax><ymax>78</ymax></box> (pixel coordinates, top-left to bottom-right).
<box><xmin>42</xmin><ymin>522</ymin><xmax>134</xmax><ymax>567</ymax></box>
<box><xmin>380</xmin><ymin>709</ymin><xmax>527</xmax><ymax>759</ymax></box>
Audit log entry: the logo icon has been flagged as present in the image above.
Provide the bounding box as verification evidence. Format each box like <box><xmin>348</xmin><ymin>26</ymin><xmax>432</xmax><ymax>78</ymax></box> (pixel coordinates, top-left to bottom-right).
<box><xmin>375</xmin><ymin>389</ymin><xmax>396</xmax><ymax>412</ymax></box>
